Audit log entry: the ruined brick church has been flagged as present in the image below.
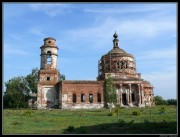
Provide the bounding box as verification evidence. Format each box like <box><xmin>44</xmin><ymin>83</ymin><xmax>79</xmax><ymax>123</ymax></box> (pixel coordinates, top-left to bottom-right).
<box><xmin>37</xmin><ymin>32</ymin><xmax>155</xmax><ymax>109</ymax></box>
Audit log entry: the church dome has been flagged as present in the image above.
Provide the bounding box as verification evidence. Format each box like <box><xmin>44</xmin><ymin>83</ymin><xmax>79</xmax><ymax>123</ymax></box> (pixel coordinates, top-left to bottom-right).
<box><xmin>97</xmin><ymin>32</ymin><xmax>140</xmax><ymax>81</ymax></box>
<box><xmin>106</xmin><ymin>47</ymin><xmax>133</xmax><ymax>57</ymax></box>
<box><xmin>104</xmin><ymin>32</ymin><xmax>133</xmax><ymax>57</ymax></box>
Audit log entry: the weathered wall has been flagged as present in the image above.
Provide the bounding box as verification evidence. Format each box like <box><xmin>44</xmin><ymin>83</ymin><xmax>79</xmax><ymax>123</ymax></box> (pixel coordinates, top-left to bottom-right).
<box><xmin>60</xmin><ymin>80</ymin><xmax>104</xmax><ymax>109</ymax></box>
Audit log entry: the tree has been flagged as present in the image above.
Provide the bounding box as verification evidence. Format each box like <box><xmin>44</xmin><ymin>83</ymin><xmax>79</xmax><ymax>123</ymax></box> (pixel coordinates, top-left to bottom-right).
<box><xmin>3</xmin><ymin>68</ymin><xmax>39</xmax><ymax>109</ymax></box>
<box><xmin>3</xmin><ymin>76</ymin><xmax>31</xmax><ymax>109</ymax></box>
<box><xmin>26</xmin><ymin>67</ymin><xmax>38</xmax><ymax>93</ymax></box>
<box><xmin>3</xmin><ymin>68</ymin><xmax>66</xmax><ymax>108</ymax></box>
<box><xmin>105</xmin><ymin>74</ymin><xmax>117</xmax><ymax>111</ymax></box>
<box><xmin>154</xmin><ymin>96</ymin><xmax>167</xmax><ymax>105</ymax></box>
<box><xmin>59</xmin><ymin>74</ymin><xmax>66</xmax><ymax>82</ymax></box>
<box><xmin>167</xmin><ymin>99</ymin><xmax>177</xmax><ymax>106</ymax></box>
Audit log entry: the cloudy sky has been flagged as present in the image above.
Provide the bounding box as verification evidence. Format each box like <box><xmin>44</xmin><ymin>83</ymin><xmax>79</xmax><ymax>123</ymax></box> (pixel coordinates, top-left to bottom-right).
<box><xmin>3</xmin><ymin>2</ymin><xmax>177</xmax><ymax>100</ymax></box>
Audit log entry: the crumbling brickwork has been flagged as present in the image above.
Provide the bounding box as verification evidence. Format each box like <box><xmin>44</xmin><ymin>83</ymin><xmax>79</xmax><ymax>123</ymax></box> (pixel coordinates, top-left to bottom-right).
<box><xmin>37</xmin><ymin>33</ymin><xmax>155</xmax><ymax>109</ymax></box>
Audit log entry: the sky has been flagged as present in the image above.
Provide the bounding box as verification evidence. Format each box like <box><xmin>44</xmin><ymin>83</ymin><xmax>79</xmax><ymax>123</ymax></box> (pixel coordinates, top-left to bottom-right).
<box><xmin>3</xmin><ymin>2</ymin><xmax>177</xmax><ymax>100</ymax></box>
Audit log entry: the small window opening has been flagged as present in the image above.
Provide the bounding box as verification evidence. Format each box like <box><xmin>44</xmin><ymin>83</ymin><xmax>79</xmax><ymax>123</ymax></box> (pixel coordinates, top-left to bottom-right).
<box><xmin>81</xmin><ymin>94</ymin><xmax>85</xmax><ymax>102</ymax></box>
<box><xmin>48</xmin><ymin>41</ymin><xmax>51</xmax><ymax>43</ymax></box>
<box><xmin>47</xmin><ymin>51</ymin><xmax>51</xmax><ymax>56</ymax></box>
<box><xmin>73</xmin><ymin>94</ymin><xmax>76</xmax><ymax>103</ymax></box>
<box><xmin>89</xmin><ymin>94</ymin><xmax>93</xmax><ymax>103</ymax></box>
<box><xmin>47</xmin><ymin>51</ymin><xmax>52</xmax><ymax>64</ymax></box>
<box><xmin>47</xmin><ymin>77</ymin><xmax>50</xmax><ymax>81</ymax></box>
<box><xmin>97</xmin><ymin>93</ymin><xmax>101</xmax><ymax>103</ymax></box>
<box><xmin>116</xmin><ymin>62</ymin><xmax>120</xmax><ymax>69</ymax></box>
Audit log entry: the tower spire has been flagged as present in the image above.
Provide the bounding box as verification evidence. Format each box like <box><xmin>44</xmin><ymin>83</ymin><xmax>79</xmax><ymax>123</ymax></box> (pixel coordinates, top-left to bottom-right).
<box><xmin>113</xmin><ymin>31</ymin><xmax>119</xmax><ymax>48</ymax></box>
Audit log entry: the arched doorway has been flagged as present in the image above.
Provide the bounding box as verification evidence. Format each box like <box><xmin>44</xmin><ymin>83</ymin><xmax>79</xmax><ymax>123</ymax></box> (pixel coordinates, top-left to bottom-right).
<box><xmin>122</xmin><ymin>93</ymin><xmax>127</xmax><ymax>105</ymax></box>
<box><xmin>131</xmin><ymin>84</ymin><xmax>138</xmax><ymax>105</ymax></box>
<box><xmin>122</xmin><ymin>85</ymin><xmax>128</xmax><ymax>105</ymax></box>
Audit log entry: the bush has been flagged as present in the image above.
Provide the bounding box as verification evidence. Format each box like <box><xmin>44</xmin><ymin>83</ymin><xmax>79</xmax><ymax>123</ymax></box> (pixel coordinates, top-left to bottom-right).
<box><xmin>113</xmin><ymin>107</ymin><xmax>119</xmax><ymax>117</ymax></box>
<box><xmin>159</xmin><ymin>106</ymin><xmax>166</xmax><ymax>114</ymax></box>
<box><xmin>67</xmin><ymin>125</ymin><xmax>75</xmax><ymax>132</ymax></box>
<box><xmin>132</xmin><ymin>110</ymin><xmax>140</xmax><ymax>116</ymax></box>
<box><xmin>108</xmin><ymin>112</ymin><xmax>115</xmax><ymax>116</ymax></box>
<box><xmin>144</xmin><ymin>119</ymin><xmax>150</xmax><ymax>124</ymax></box>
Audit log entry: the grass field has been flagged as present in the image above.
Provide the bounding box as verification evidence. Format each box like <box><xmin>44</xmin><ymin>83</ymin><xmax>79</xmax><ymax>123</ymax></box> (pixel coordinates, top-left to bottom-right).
<box><xmin>3</xmin><ymin>105</ymin><xmax>177</xmax><ymax>134</ymax></box>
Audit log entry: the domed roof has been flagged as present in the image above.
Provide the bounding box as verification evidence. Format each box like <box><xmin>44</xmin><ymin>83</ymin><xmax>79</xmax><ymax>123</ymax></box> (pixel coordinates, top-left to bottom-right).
<box><xmin>40</xmin><ymin>37</ymin><xmax>59</xmax><ymax>49</ymax></box>
<box><xmin>104</xmin><ymin>32</ymin><xmax>133</xmax><ymax>57</ymax></box>
<box><xmin>107</xmin><ymin>47</ymin><xmax>133</xmax><ymax>57</ymax></box>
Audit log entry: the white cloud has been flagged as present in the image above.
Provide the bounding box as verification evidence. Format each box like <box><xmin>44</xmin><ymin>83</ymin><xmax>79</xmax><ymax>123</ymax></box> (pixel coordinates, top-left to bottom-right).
<box><xmin>29</xmin><ymin>28</ymin><xmax>46</xmax><ymax>37</ymax></box>
<box><xmin>4</xmin><ymin>44</ymin><xmax>29</xmax><ymax>56</ymax></box>
<box><xmin>64</xmin><ymin>15</ymin><xmax>176</xmax><ymax>50</ymax></box>
<box><xmin>84</xmin><ymin>4</ymin><xmax>174</xmax><ymax>14</ymax></box>
<box><xmin>29</xmin><ymin>3</ymin><xmax>70</xmax><ymax>17</ymax></box>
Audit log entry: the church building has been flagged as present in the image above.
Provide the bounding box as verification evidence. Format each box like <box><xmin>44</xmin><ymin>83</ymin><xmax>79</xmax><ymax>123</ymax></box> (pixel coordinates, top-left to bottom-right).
<box><xmin>37</xmin><ymin>32</ymin><xmax>155</xmax><ymax>109</ymax></box>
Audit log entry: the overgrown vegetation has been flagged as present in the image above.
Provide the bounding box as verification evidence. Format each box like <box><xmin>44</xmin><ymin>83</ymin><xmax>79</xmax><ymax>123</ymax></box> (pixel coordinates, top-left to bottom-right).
<box><xmin>3</xmin><ymin>68</ymin><xmax>65</xmax><ymax>109</ymax></box>
<box><xmin>3</xmin><ymin>105</ymin><xmax>177</xmax><ymax>134</ymax></box>
<box><xmin>104</xmin><ymin>74</ymin><xmax>117</xmax><ymax>111</ymax></box>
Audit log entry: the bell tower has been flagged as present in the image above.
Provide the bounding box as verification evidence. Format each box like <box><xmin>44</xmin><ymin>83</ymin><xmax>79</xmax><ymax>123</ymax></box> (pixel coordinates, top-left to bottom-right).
<box><xmin>37</xmin><ymin>37</ymin><xmax>60</xmax><ymax>109</ymax></box>
<box><xmin>40</xmin><ymin>37</ymin><xmax>58</xmax><ymax>70</ymax></box>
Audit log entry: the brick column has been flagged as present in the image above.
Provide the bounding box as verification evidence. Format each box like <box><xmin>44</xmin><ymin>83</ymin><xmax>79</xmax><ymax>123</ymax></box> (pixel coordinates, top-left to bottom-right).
<box><xmin>138</xmin><ymin>84</ymin><xmax>141</xmax><ymax>106</ymax></box>
<box><xmin>126</xmin><ymin>89</ymin><xmax>129</xmax><ymax>105</ymax></box>
<box><xmin>85</xmin><ymin>93</ymin><xmax>89</xmax><ymax>103</ymax></box>
<box><xmin>141</xmin><ymin>85</ymin><xmax>144</xmax><ymax>106</ymax></box>
<box><xmin>94</xmin><ymin>93</ymin><xmax>97</xmax><ymax>103</ymax></box>
<box><xmin>119</xmin><ymin>84</ymin><xmax>123</xmax><ymax>106</ymax></box>
<box><xmin>129</xmin><ymin>84</ymin><xmax>133</xmax><ymax>107</ymax></box>
<box><xmin>117</xmin><ymin>85</ymin><xmax>120</xmax><ymax>105</ymax></box>
<box><xmin>77</xmin><ymin>93</ymin><xmax>81</xmax><ymax>103</ymax></box>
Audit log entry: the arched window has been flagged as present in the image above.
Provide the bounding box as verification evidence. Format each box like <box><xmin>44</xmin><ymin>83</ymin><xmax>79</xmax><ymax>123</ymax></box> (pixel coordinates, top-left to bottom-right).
<box><xmin>72</xmin><ymin>94</ymin><xmax>76</xmax><ymax>103</ymax></box>
<box><xmin>89</xmin><ymin>94</ymin><xmax>93</xmax><ymax>103</ymax></box>
<box><xmin>117</xmin><ymin>61</ymin><xmax>128</xmax><ymax>69</ymax></box>
<box><xmin>47</xmin><ymin>51</ymin><xmax>52</xmax><ymax>64</ymax></box>
<box><xmin>116</xmin><ymin>62</ymin><xmax>120</xmax><ymax>69</ymax></box>
<box><xmin>81</xmin><ymin>94</ymin><xmax>85</xmax><ymax>102</ymax></box>
<box><xmin>97</xmin><ymin>93</ymin><xmax>101</xmax><ymax>103</ymax></box>
<box><xmin>47</xmin><ymin>51</ymin><xmax>51</xmax><ymax>56</ymax></box>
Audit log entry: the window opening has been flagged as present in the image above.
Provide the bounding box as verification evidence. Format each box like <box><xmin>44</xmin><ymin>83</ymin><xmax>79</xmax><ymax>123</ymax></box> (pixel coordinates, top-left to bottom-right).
<box><xmin>132</xmin><ymin>93</ymin><xmax>135</xmax><ymax>101</ymax></box>
<box><xmin>89</xmin><ymin>94</ymin><xmax>93</xmax><ymax>103</ymax></box>
<box><xmin>81</xmin><ymin>94</ymin><xmax>85</xmax><ymax>102</ymax></box>
<box><xmin>47</xmin><ymin>51</ymin><xmax>52</xmax><ymax>64</ymax></box>
<box><xmin>73</xmin><ymin>94</ymin><xmax>76</xmax><ymax>103</ymax></box>
<box><xmin>47</xmin><ymin>77</ymin><xmax>50</xmax><ymax>81</ymax></box>
<box><xmin>97</xmin><ymin>93</ymin><xmax>101</xmax><ymax>103</ymax></box>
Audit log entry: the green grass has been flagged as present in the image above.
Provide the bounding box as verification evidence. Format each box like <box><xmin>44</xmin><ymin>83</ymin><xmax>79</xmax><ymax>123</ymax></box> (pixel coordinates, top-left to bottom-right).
<box><xmin>3</xmin><ymin>105</ymin><xmax>177</xmax><ymax>134</ymax></box>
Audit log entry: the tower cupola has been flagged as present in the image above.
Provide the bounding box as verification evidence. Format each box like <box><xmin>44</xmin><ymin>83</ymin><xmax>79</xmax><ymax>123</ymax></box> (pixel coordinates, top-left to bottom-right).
<box><xmin>40</xmin><ymin>37</ymin><xmax>59</xmax><ymax>69</ymax></box>
<box><xmin>113</xmin><ymin>31</ymin><xmax>119</xmax><ymax>48</ymax></box>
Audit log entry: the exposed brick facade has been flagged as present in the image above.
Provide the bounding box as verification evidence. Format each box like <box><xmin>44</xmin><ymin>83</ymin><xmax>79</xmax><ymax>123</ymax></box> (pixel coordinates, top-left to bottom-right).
<box><xmin>37</xmin><ymin>33</ymin><xmax>155</xmax><ymax>109</ymax></box>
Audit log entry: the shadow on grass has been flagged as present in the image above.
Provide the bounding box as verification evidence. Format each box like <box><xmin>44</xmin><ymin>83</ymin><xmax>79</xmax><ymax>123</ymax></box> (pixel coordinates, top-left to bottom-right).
<box><xmin>63</xmin><ymin>121</ymin><xmax>177</xmax><ymax>134</ymax></box>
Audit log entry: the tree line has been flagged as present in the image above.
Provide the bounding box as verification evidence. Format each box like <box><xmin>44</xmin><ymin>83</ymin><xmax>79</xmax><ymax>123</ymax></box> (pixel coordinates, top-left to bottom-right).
<box><xmin>154</xmin><ymin>96</ymin><xmax>177</xmax><ymax>106</ymax></box>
